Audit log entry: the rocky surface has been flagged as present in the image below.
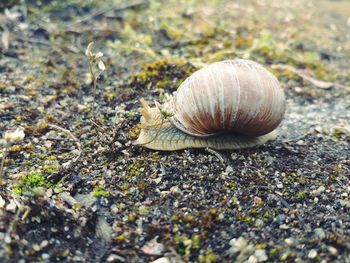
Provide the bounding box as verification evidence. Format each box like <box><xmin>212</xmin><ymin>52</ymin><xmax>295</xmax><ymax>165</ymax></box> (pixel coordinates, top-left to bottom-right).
<box><xmin>0</xmin><ymin>0</ymin><xmax>349</xmax><ymax>262</ymax></box>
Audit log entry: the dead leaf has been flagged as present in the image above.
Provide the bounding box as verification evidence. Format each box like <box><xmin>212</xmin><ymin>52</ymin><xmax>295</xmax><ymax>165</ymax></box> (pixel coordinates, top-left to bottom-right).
<box><xmin>141</xmin><ymin>238</ymin><xmax>165</xmax><ymax>256</ymax></box>
<box><xmin>44</xmin><ymin>140</ymin><xmax>54</xmax><ymax>149</ymax></box>
<box><xmin>0</xmin><ymin>101</ymin><xmax>14</xmax><ymax>111</ymax></box>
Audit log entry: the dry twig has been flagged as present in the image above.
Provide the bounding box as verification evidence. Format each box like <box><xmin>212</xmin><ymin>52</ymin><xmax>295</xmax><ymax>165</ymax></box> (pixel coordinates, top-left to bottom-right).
<box><xmin>205</xmin><ymin>147</ymin><xmax>225</xmax><ymax>163</ymax></box>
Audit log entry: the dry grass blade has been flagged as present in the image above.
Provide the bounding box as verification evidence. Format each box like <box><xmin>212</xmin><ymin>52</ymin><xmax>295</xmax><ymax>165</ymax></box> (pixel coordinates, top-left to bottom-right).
<box><xmin>271</xmin><ymin>64</ymin><xmax>334</xmax><ymax>89</ymax></box>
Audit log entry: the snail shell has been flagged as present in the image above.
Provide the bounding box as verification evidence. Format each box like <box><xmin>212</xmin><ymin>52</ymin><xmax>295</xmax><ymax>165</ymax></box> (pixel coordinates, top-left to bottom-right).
<box><xmin>171</xmin><ymin>59</ymin><xmax>285</xmax><ymax>137</ymax></box>
<box><xmin>135</xmin><ymin>59</ymin><xmax>286</xmax><ymax>151</ymax></box>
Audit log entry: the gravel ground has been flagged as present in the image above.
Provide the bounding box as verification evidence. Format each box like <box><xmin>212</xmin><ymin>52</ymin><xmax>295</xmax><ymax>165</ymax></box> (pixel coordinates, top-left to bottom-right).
<box><xmin>0</xmin><ymin>0</ymin><xmax>349</xmax><ymax>262</ymax></box>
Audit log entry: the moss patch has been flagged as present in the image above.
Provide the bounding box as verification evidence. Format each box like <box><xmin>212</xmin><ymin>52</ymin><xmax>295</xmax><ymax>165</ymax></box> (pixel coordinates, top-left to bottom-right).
<box><xmin>12</xmin><ymin>172</ymin><xmax>48</xmax><ymax>195</ymax></box>
<box><xmin>92</xmin><ymin>185</ymin><xmax>109</xmax><ymax>197</ymax></box>
<box><xmin>129</xmin><ymin>59</ymin><xmax>197</xmax><ymax>90</ymax></box>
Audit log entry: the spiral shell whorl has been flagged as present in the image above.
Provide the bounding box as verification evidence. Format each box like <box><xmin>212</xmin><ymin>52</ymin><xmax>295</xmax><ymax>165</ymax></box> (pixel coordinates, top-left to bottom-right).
<box><xmin>171</xmin><ymin>59</ymin><xmax>286</xmax><ymax>137</ymax></box>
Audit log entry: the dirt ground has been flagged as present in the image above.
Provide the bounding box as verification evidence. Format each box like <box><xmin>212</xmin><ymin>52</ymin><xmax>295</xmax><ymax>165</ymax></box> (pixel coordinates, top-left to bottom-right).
<box><xmin>0</xmin><ymin>0</ymin><xmax>349</xmax><ymax>262</ymax></box>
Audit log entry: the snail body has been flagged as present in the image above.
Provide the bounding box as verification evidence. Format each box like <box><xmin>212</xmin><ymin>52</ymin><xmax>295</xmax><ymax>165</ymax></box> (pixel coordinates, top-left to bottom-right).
<box><xmin>135</xmin><ymin>59</ymin><xmax>286</xmax><ymax>151</ymax></box>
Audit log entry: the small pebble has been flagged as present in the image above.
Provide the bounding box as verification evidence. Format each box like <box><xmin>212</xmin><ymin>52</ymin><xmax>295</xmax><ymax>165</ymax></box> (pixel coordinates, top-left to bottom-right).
<box><xmin>4</xmin><ymin>235</ymin><xmax>11</xmax><ymax>244</ymax></box>
<box><xmin>314</xmin><ymin>186</ymin><xmax>325</xmax><ymax>196</ymax></box>
<box><xmin>255</xmin><ymin>219</ymin><xmax>264</xmax><ymax>228</ymax></box>
<box><xmin>0</xmin><ymin>196</ymin><xmax>5</xmax><ymax>208</ymax></box>
<box><xmin>308</xmin><ymin>249</ymin><xmax>317</xmax><ymax>259</ymax></box>
<box><xmin>284</xmin><ymin>237</ymin><xmax>296</xmax><ymax>246</ymax></box>
<box><xmin>40</xmin><ymin>240</ymin><xmax>49</xmax><ymax>248</ymax></box>
<box><xmin>225</xmin><ymin>165</ymin><xmax>233</xmax><ymax>173</ymax></box>
<box><xmin>274</xmin><ymin>214</ymin><xmax>286</xmax><ymax>225</ymax></box>
<box><xmin>110</xmin><ymin>205</ymin><xmax>119</xmax><ymax>215</ymax></box>
<box><xmin>141</xmin><ymin>239</ymin><xmax>165</xmax><ymax>256</ymax></box>
<box><xmin>151</xmin><ymin>257</ymin><xmax>170</xmax><ymax>263</ymax></box>
<box><xmin>33</xmin><ymin>244</ymin><xmax>41</xmax><ymax>252</ymax></box>
<box><xmin>6</xmin><ymin>200</ymin><xmax>17</xmax><ymax>213</ymax></box>
<box><xmin>279</xmin><ymin>224</ymin><xmax>289</xmax><ymax>230</ymax></box>
<box><xmin>107</xmin><ymin>254</ymin><xmax>125</xmax><ymax>262</ymax></box>
<box><xmin>254</xmin><ymin>249</ymin><xmax>268</xmax><ymax>262</ymax></box>
<box><xmin>328</xmin><ymin>246</ymin><xmax>338</xmax><ymax>256</ymax></box>
<box><xmin>296</xmin><ymin>140</ymin><xmax>305</xmax><ymax>145</ymax></box>
<box><xmin>314</xmin><ymin>228</ymin><xmax>326</xmax><ymax>240</ymax></box>
<box><xmin>294</xmin><ymin>87</ymin><xmax>302</xmax><ymax>93</ymax></box>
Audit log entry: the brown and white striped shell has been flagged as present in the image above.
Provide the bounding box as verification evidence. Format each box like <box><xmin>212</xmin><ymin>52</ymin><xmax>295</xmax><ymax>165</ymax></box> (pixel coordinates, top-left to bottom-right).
<box><xmin>170</xmin><ymin>59</ymin><xmax>286</xmax><ymax>137</ymax></box>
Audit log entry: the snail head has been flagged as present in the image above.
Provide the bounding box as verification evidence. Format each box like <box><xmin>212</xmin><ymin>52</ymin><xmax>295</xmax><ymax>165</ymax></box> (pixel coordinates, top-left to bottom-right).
<box><xmin>138</xmin><ymin>98</ymin><xmax>173</xmax><ymax>130</ymax></box>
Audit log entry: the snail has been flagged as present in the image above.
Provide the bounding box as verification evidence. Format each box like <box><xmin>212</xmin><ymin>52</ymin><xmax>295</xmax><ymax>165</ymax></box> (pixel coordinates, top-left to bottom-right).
<box><xmin>135</xmin><ymin>59</ymin><xmax>286</xmax><ymax>151</ymax></box>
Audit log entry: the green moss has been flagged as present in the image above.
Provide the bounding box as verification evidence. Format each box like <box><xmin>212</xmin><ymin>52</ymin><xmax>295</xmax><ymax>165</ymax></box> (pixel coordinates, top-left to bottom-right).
<box><xmin>129</xmin><ymin>123</ymin><xmax>142</xmax><ymax>140</ymax></box>
<box><xmin>128</xmin><ymin>213</ymin><xmax>137</xmax><ymax>222</ymax></box>
<box><xmin>9</xmin><ymin>143</ymin><xmax>35</xmax><ymax>153</ymax></box>
<box><xmin>251</xmin><ymin>31</ymin><xmax>285</xmax><ymax>61</ymax></box>
<box><xmin>332</xmin><ymin>127</ymin><xmax>347</xmax><ymax>139</ymax></box>
<box><xmin>202</xmin><ymin>208</ymin><xmax>221</xmax><ymax>229</ymax></box>
<box><xmin>24</xmin><ymin>74</ymin><xmax>35</xmax><ymax>84</ymax></box>
<box><xmin>126</xmin><ymin>163</ymin><xmax>142</xmax><ymax>181</ymax></box>
<box><xmin>198</xmin><ymin>248</ymin><xmax>218</xmax><ymax>263</ymax></box>
<box><xmin>42</xmin><ymin>164</ymin><xmax>60</xmax><ymax>174</ymax></box>
<box><xmin>12</xmin><ymin>172</ymin><xmax>47</xmax><ymax>195</ymax></box>
<box><xmin>192</xmin><ymin>234</ymin><xmax>200</xmax><ymax>249</ymax></box>
<box><xmin>244</xmin><ymin>216</ymin><xmax>252</xmax><ymax>225</ymax></box>
<box><xmin>297</xmin><ymin>177</ymin><xmax>306</xmax><ymax>185</ymax></box>
<box><xmin>24</xmin><ymin>115</ymin><xmax>56</xmax><ymax>135</ymax></box>
<box><xmin>270</xmin><ymin>248</ymin><xmax>279</xmax><ymax>256</ymax></box>
<box><xmin>125</xmin><ymin>154</ymin><xmax>160</xmax><ymax>183</ymax></box>
<box><xmin>235</xmin><ymin>35</ymin><xmax>254</xmax><ymax>49</ymax></box>
<box><xmin>224</xmin><ymin>182</ymin><xmax>237</xmax><ymax>190</ymax></box>
<box><xmin>129</xmin><ymin>59</ymin><xmax>197</xmax><ymax>90</ymax></box>
<box><xmin>296</xmin><ymin>190</ymin><xmax>307</xmax><ymax>201</ymax></box>
<box><xmin>138</xmin><ymin>205</ymin><xmax>149</xmax><ymax>216</ymax></box>
<box><xmin>47</xmin><ymin>155</ymin><xmax>58</xmax><ymax>161</ymax></box>
<box><xmin>104</xmin><ymin>91</ymin><xmax>117</xmax><ymax>102</ymax></box>
<box><xmin>256</xmin><ymin>243</ymin><xmax>267</xmax><ymax>249</ymax></box>
<box><xmin>115</xmin><ymin>233</ymin><xmax>127</xmax><ymax>242</ymax></box>
<box><xmin>174</xmin><ymin>234</ymin><xmax>194</xmax><ymax>257</ymax></box>
<box><xmin>92</xmin><ymin>186</ymin><xmax>109</xmax><ymax>197</ymax></box>
<box><xmin>121</xmin><ymin>183</ymin><xmax>130</xmax><ymax>193</ymax></box>
<box><xmin>0</xmin><ymin>82</ymin><xmax>9</xmax><ymax>91</ymax></box>
<box><xmin>15</xmin><ymin>115</ymin><xmax>23</xmax><ymax>122</ymax></box>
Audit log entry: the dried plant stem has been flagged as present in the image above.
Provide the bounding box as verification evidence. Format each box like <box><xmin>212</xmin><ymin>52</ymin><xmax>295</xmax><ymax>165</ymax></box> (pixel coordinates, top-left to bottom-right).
<box><xmin>88</xmin><ymin>61</ymin><xmax>97</xmax><ymax>120</ymax></box>
<box><xmin>0</xmin><ymin>143</ymin><xmax>9</xmax><ymax>185</ymax></box>
<box><xmin>205</xmin><ymin>147</ymin><xmax>225</xmax><ymax>163</ymax></box>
